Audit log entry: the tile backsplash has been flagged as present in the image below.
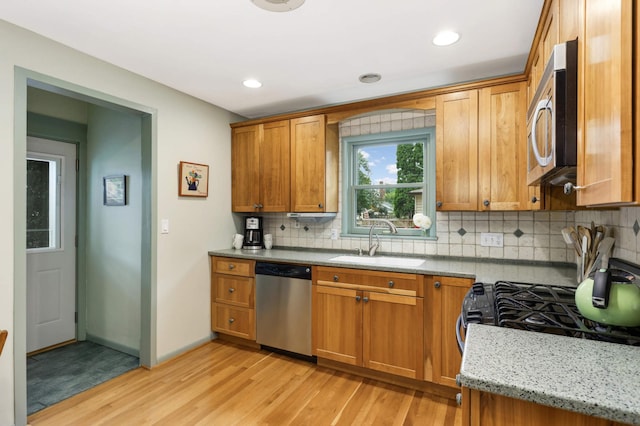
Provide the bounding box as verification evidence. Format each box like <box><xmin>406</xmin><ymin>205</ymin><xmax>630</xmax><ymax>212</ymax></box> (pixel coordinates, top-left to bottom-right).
<box><xmin>253</xmin><ymin>110</ymin><xmax>640</xmax><ymax>266</ymax></box>
<box><xmin>260</xmin><ymin>207</ymin><xmax>640</xmax><ymax>266</ymax></box>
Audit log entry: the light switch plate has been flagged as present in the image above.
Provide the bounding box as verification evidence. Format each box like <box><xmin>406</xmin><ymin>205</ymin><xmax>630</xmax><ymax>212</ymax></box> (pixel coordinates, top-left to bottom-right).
<box><xmin>161</xmin><ymin>219</ymin><xmax>169</xmax><ymax>234</ymax></box>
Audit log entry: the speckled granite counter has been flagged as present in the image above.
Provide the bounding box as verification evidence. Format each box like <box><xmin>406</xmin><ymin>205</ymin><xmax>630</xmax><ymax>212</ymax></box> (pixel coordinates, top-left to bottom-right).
<box><xmin>460</xmin><ymin>324</ymin><xmax>640</xmax><ymax>425</ymax></box>
<box><xmin>208</xmin><ymin>248</ymin><xmax>577</xmax><ymax>286</ymax></box>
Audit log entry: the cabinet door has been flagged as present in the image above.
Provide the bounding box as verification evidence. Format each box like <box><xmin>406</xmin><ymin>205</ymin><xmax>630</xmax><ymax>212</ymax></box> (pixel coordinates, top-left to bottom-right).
<box><xmin>578</xmin><ymin>0</ymin><xmax>633</xmax><ymax>206</ymax></box>
<box><xmin>291</xmin><ymin>115</ymin><xmax>327</xmax><ymax>212</ymax></box>
<box><xmin>465</xmin><ymin>388</ymin><xmax>629</xmax><ymax>426</ymax></box>
<box><xmin>260</xmin><ymin>120</ymin><xmax>291</xmax><ymax>212</ymax></box>
<box><xmin>427</xmin><ymin>276</ymin><xmax>473</xmax><ymax>387</ymax></box>
<box><xmin>313</xmin><ymin>285</ymin><xmax>362</xmax><ymax>366</ymax></box>
<box><xmin>231</xmin><ymin>125</ymin><xmax>261</xmax><ymax>212</ymax></box>
<box><xmin>436</xmin><ymin>90</ymin><xmax>479</xmax><ymax>211</ymax></box>
<box><xmin>363</xmin><ymin>292</ymin><xmax>424</xmax><ymax>380</ymax></box>
<box><xmin>478</xmin><ymin>82</ymin><xmax>528</xmax><ymax>210</ymax></box>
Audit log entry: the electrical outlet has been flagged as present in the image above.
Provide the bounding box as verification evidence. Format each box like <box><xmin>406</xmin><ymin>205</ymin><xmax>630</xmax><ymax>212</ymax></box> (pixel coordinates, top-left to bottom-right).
<box><xmin>480</xmin><ymin>232</ymin><xmax>503</xmax><ymax>247</ymax></box>
<box><xmin>294</xmin><ymin>221</ymin><xmax>300</xmax><ymax>229</ymax></box>
<box><xmin>330</xmin><ymin>229</ymin><xmax>338</xmax><ymax>240</ymax></box>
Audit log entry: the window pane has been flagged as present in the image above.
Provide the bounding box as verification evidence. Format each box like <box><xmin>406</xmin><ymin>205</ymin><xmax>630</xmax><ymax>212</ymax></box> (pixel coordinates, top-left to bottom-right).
<box><xmin>27</xmin><ymin>159</ymin><xmax>54</xmax><ymax>249</ymax></box>
<box><xmin>356</xmin><ymin>142</ymin><xmax>424</xmax><ymax>186</ymax></box>
<box><xmin>355</xmin><ymin>186</ymin><xmax>423</xmax><ymax>230</ymax></box>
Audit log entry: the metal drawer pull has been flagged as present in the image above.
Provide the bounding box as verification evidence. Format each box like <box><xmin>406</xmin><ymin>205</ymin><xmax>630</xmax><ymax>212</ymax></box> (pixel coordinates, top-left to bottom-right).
<box><xmin>363</xmin><ymin>296</ymin><xmax>369</xmax><ymax>303</ymax></box>
<box><xmin>228</xmin><ymin>288</ymin><xmax>235</xmax><ymax>293</ymax></box>
<box><xmin>388</xmin><ymin>280</ymin><xmax>395</xmax><ymax>288</ymax></box>
<box><xmin>355</xmin><ymin>295</ymin><xmax>361</xmax><ymax>302</ymax></box>
<box><xmin>228</xmin><ymin>264</ymin><xmax>235</xmax><ymax>270</ymax></box>
<box><xmin>228</xmin><ymin>318</ymin><xmax>235</xmax><ymax>324</ymax></box>
<box><xmin>333</xmin><ymin>275</ymin><xmax>339</xmax><ymax>282</ymax></box>
<box><xmin>434</xmin><ymin>281</ymin><xmax>441</xmax><ymax>288</ymax></box>
<box><xmin>456</xmin><ymin>393</ymin><xmax>462</xmax><ymax>406</ymax></box>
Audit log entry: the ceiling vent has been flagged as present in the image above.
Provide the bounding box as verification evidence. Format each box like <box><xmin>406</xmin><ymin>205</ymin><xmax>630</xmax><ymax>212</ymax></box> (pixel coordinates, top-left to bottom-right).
<box><xmin>251</xmin><ymin>0</ymin><xmax>306</xmax><ymax>12</ymax></box>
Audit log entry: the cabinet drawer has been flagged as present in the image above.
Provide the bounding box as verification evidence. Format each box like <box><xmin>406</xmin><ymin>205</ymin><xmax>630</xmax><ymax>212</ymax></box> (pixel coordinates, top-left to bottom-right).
<box><xmin>212</xmin><ymin>304</ymin><xmax>255</xmax><ymax>340</ymax></box>
<box><xmin>213</xmin><ymin>257</ymin><xmax>255</xmax><ymax>277</ymax></box>
<box><xmin>315</xmin><ymin>266</ymin><xmax>422</xmax><ymax>296</ymax></box>
<box><xmin>214</xmin><ymin>275</ymin><xmax>254</xmax><ymax>308</ymax></box>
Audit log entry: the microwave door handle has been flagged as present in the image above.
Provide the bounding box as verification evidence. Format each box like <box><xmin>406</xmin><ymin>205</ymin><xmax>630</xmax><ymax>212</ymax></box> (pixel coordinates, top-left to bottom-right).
<box><xmin>531</xmin><ymin>99</ymin><xmax>553</xmax><ymax>167</ymax></box>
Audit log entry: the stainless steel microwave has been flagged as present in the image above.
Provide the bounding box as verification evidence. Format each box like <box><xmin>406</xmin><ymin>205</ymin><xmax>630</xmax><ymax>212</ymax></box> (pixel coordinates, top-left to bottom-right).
<box><xmin>527</xmin><ymin>39</ymin><xmax>578</xmax><ymax>186</ymax></box>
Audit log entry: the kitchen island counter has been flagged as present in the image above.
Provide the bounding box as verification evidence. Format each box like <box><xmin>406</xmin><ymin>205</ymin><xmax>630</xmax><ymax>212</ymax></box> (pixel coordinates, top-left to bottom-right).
<box><xmin>208</xmin><ymin>248</ymin><xmax>577</xmax><ymax>287</ymax></box>
<box><xmin>460</xmin><ymin>324</ymin><xmax>640</xmax><ymax>425</ymax></box>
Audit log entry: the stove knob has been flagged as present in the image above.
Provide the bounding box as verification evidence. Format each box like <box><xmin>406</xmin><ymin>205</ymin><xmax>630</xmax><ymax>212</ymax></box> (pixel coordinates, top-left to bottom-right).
<box><xmin>466</xmin><ymin>310</ymin><xmax>483</xmax><ymax>323</ymax></box>
<box><xmin>472</xmin><ymin>283</ymin><xmax>485</xmax><ymax>295</ymax></box>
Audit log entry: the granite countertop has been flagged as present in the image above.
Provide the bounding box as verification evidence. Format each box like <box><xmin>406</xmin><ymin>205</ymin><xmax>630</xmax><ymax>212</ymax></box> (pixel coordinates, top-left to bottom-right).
<box><xmin>460</xmin><ymin>324</ymin><xmax>640</xmax><ymax>425</ymax></box>
<box><xmin>208</xmin><ymin>248</ymin><xmax>577</xmax><ymax>286</ymax></box>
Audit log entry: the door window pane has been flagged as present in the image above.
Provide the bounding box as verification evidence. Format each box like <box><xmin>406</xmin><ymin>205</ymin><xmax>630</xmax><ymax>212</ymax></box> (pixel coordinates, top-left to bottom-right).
<box><xmin>27</xmin><ymin>158</ymin><xmax>58</xmax><ymax>249</ymax></box>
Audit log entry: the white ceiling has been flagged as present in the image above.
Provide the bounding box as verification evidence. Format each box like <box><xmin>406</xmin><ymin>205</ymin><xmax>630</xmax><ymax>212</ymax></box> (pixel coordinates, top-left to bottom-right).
<box><xmin>1</xmin><ymin>0</ymin><xmax>544</xmax><ymax>119</ymax></box>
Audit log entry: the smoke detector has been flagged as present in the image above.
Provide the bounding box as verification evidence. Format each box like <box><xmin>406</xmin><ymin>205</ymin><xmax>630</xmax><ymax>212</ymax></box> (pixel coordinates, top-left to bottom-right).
<box><xmin>251</xmin><ymin>0</ymin><xmax>306</xmax><ymax>12</ymax></box>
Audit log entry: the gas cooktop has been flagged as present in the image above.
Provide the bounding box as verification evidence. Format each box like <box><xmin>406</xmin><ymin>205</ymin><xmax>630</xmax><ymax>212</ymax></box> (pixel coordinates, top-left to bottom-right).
<box><xmin>461</xmin><ymin>264</ymin><xmax>640</xmax><ymax>347</ymax></box>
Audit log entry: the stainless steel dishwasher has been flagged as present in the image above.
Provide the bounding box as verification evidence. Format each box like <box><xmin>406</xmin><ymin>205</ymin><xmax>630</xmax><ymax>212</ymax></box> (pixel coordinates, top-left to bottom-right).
<box><xmin>255</xmin><ymin>262</ymin><xmax>312</xmax><ymax>357</ymax></box>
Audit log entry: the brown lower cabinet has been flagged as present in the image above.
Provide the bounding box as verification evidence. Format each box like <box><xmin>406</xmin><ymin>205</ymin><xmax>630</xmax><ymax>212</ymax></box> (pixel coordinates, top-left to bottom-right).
<box><xmin>313</xmin><ymin>266</ymin><xmax>424</xmax><ymax>380</ymax></box>
<box><xmin>210</xmin><ymin>257</ymin><xmax>256</xmax><ymax>340</ymax></box>
<box><xmin>462</xmin><ymin>387</ymin><xmax>629</xmax><ymax>426</ymax></box>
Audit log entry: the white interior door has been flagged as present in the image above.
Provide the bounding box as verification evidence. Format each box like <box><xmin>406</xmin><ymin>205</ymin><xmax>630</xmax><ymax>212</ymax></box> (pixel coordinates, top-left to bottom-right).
<box><xmin>26</xmin><ymin>137</ymin><xmax>77</xmax><ymax>353</ymax></box>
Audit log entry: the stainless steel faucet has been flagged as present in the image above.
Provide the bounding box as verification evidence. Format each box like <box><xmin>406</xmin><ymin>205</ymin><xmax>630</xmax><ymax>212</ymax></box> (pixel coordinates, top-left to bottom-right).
<box><xmin>368</xmin><ymin>219</ymin><xmax>398</xmax><ymax>256</ymax></box>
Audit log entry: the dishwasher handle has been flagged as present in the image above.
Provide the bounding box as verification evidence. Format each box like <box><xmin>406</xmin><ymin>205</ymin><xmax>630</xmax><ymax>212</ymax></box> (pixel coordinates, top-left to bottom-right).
<box><xmin>255</xmin><ymin>262</ymin><xmax>312</xmax><ymax>280</ymax></box>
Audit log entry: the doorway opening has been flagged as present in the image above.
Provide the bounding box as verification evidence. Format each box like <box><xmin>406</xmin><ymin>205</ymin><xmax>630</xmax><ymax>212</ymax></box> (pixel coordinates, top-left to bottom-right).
<box><xmin>14</xmin><ymin>68</ymin><xmax>156</xmax><ymax>424</ymax></box>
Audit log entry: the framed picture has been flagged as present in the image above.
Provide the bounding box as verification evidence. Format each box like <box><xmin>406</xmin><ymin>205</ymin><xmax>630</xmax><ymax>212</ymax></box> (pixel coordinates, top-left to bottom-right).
<box><xmin>103</xmin><ymin>175</ymin><xmax>126</xmax><ymax>206</ymax></box>
<box><xmin>179</xmin><ymin>161</ymin><xmax>209</xmax><ymax>197</ymax></box>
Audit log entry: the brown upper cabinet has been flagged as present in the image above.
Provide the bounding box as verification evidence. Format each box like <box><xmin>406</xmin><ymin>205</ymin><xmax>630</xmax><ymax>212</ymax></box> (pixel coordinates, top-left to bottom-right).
<box><xmin>435</xmin><ymin>90</ymin><xmax>479</xmax><ymax>211</ymax></box>
<box><xmin>290</xmin><ymin>115</ymin><xmax>339</xmax><ymax>212</ymax></box>
<box><xmin>231</xmin><ymin>115</ymin><xmax>339</xmax><ymax>213</ymax></box>
<box><xmin>436</xmin><ymin>83</ymin><xmax>534</xmax><ymax>211</ymax></box>
<box><xmin>231</xmin><ymin>120</ymin><xmax>291</xmax><ymax>212</ymax></box>
<box><xmin>479</xmin><ymin>82</ymin><xmax>533</xmax><ymax>211</ymax></box>
<box><xmin>577</xmin><ymin>0</ymin><xmax>635</xmax><ymax>206</ymax></box>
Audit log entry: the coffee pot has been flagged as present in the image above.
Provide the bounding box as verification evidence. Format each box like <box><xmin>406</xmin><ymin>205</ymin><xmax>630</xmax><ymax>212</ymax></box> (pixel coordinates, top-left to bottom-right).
<box><xmin>242</xmin><ymin>216</ymin><xmax>264</xmax><ymax>250</ymax></box>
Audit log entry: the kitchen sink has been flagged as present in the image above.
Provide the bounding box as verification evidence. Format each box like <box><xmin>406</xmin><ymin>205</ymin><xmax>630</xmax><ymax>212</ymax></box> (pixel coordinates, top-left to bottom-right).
<box><xmin>328</xmin><ymin>255</ymin><xmax>425</xmax><ymax>267</ymax></box>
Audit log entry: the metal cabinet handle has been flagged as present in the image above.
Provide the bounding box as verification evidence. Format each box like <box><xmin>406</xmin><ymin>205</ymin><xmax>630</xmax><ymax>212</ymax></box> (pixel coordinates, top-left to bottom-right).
<box><xmin>483</xmin><ymin>199</ymin><xmax>490</xmax><ymax>207</ymax></box>
<box><xmin>318</xmin><ymin>203</ymin><xmax>323</xmax><ymax>208</ymax></box>
<box><xmin>388</xmin><ymin>280</ymin><xmax>395</xmax><ymax>288</ymax></box>
<box><xmin>434</xmin><ymin>281</ymin><xmax>441</xmax><ymax>289</ymax></box>
<box><xmin>228</xmin><ymin>264</ymin><xmax>235</xmax><ymax>270</ymax></box>
<box><xmin>531</xmin><ymin>196</ymin><xmax>539</xmax><ymax>204</ymax></box>
<box><xmin>456</xmin><ymin>374</ymin><xmax>462</xmax><ymax>387</ymax></box>
<box><xmin>333</xmin><ymin>275</ymin><xmax>339</xmax><ymax>282</ymax></box>
<box><xmin>253</xmin><ymin>203</ymin><xmax>259</xmax><ymax>209</ymax></box>
<box><xmin>228</xmin><ymin>318</ymin><xmax>235</xmax><ymax>324</ymax></box>
<box><xmin>355</xmin><ymin>295</ymin><xmax>361</xmax><ymax>302</ymax></box>
<box><xmin>228</xmin><ymin>288</ymin><xmax>235</xmax><ymax>293</ymax></box>
<box><xmin>363</xmin><ymin>296</ymin><xmax>369</xmax><ymax>303</ymax></box>
<box><xmin>456</xmin><ymin>393</ymin><xmax>462</xmax><ymax>406</ymax></box>
<box><xmin>436</xmin><ymin>201</ymin><xmax>443</xmax><ymax>208</ymax></box>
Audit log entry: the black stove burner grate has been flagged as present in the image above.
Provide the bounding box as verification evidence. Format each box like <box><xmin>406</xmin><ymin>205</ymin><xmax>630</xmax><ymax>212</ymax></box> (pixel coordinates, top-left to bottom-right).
<box><xmin>492</xmin><ymin>280</ymin><xmax>640</xmax><ymax>346</ymax></box>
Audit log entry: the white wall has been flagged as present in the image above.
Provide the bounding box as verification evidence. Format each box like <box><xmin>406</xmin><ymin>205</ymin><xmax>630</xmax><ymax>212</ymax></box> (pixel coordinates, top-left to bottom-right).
<box><xmin>0</xmin><ymin>19</ymin><xmax>241</xmax><ymax>425</ymax></box>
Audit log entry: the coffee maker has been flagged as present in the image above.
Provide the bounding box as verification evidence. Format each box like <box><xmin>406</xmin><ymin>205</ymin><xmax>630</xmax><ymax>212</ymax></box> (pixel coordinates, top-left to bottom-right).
<box><xmin>242</xmin><ymin>216</ymin><xmax>264</xmax><ymax>250</ymax></box>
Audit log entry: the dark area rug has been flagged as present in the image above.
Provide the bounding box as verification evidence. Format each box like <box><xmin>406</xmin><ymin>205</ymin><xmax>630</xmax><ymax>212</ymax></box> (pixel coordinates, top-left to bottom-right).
<box><xmin>27</xmin><ymin>341</ymin><xmax>139</xmax><ymax>415</ymax></box>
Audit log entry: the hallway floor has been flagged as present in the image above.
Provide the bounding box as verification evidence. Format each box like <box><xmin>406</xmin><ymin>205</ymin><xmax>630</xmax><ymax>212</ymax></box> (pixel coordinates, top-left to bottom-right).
<box><xmin>27</xmin><ymin>341</ymin><xmax>139</xmax><ymax>415</ymax></box>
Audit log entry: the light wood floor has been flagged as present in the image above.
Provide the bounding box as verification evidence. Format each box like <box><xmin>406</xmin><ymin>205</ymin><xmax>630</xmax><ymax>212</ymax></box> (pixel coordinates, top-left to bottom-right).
<box><xmin>28</xmin><ymin>340</ymin><xmax>462</xmax><ymax>425</ymax></box>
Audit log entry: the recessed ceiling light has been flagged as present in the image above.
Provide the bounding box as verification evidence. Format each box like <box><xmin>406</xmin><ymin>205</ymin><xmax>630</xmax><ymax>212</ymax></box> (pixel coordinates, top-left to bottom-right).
<box><xmin>359</xmin><ymin>73</ymin><xmax>382</xmax><ymax>84</ymax></box>
<box><xmin>243</xmin><ymin>79</ymin><xmax>262</xmax><ymax>88</ymax></box>
<box><xmin>433</xmin><ymin>30</ymin><xmax>460</xmax><ymax>46</ymax></box>
<box><xmin>251</xmin><ymin>0</ymin><xmax>305</xmax><ymax>12</ymax></box>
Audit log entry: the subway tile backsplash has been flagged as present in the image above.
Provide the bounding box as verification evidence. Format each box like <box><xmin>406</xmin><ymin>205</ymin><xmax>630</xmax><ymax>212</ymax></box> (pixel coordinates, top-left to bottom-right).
<box><xmin>258</xmin><ymin>111</ymin><xmax>640</xmax><ymax>266</ymax></box>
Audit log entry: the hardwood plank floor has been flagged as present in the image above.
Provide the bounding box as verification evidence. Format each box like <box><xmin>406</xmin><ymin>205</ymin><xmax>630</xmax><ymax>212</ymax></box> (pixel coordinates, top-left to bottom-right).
<box><xmin>28</xmin><ymin>340</ymin><xmax>462</xmax><ymax>425</ymax></box>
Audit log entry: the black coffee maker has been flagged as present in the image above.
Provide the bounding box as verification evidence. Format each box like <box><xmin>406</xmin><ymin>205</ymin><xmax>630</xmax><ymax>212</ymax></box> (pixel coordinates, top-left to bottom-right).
<box><xmin>242</xmin><ymin>216</ymin><xmax>264</xmax><ymax>250</ymax></box>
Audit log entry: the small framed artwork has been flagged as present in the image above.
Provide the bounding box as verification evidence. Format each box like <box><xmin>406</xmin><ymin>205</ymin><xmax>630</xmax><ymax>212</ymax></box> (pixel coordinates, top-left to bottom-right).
<box><xmin>103</xmin><ymin>175</ymin><xmax>126</xmax><ymax>206</ymax></box>
<box><xmin>179</xmin><ymin>161</ymin><xmax>209</xmax><ymax>197</ymax></box>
